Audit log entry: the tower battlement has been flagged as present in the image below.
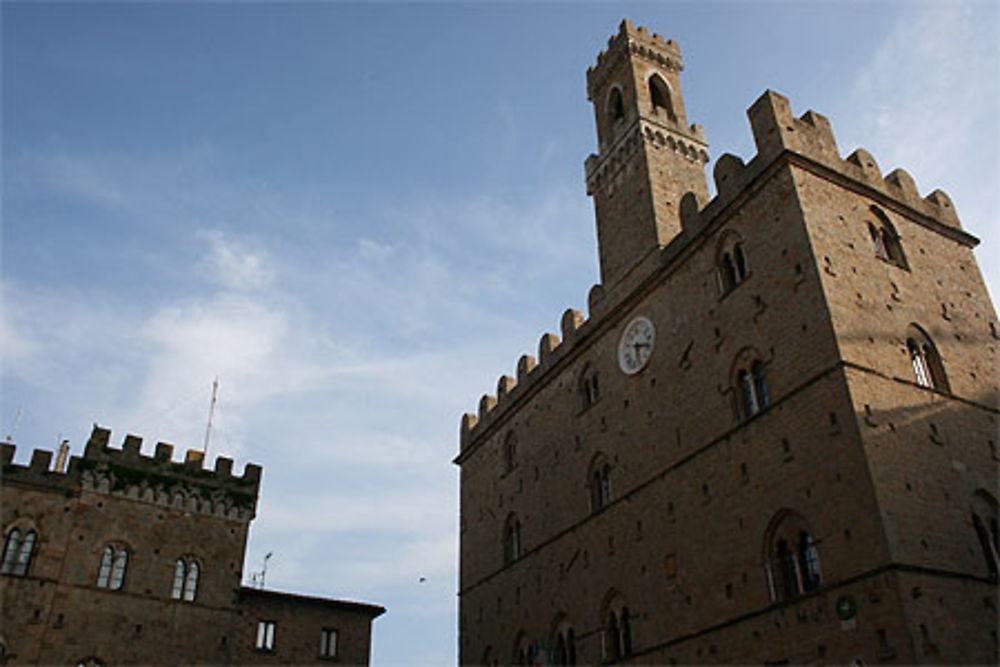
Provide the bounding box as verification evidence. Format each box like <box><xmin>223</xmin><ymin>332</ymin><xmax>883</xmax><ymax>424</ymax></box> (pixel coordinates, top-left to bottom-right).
<box><xmin>587</xmin><ymin>20</ymin><xmax>682</xmax><ymax>101</ymax></box>
<box><xmin>2</xmin><ymin>425</ymin><xmax>261</xmax><ymax>520</ymax></box>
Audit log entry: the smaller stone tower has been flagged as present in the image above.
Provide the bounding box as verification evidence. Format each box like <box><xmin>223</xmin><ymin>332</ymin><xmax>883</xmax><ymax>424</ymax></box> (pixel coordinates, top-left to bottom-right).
<box><xmin>585</xmin><ymin>20</ymin><xmax>710</xmax><ymax>288</ymax></box>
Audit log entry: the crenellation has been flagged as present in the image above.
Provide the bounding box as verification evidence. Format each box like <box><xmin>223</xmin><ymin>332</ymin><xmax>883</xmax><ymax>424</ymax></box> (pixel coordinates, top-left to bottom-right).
<box><xmin>587</xmin><ymin>20</ymin><xmax>682</xmax><ymax>102</ymax></box>
<box><xmin>923</xmin><ymin>189</ymin><xmax>960</xmax><ymax>227</ymax></box>
<box><xmin>460</xmin><ymin>413</ymin><xmax>479</xmax><ymax>450</ymax></box>
<box><xmin>478</xmin><ymin>394</ymin><xmax>497</xmax><ymax>423</ymax></box>
<box><xmin>712</xmin><ymin>153</ymin><xmax>748</xmax><ymax>200</ymax></box>
<box><xmin>679</xmin><ymin>191</ymin><xmax>702</xmax><ymax>233</ymax></box>
<box><xmin>884</xmin><ymin>168</ymin><xmax>920</xmax><ymax>203</ymax></box>
<box><xmin>538</xmin><ymin>332</ymin><xmax>561</xmax><ymax>364</ymax></box>
<box><xmin>748</xmin><ymin>90</ymin><xmax>840</xmax><ymax>167</ymax></box>
<box><xmin>1</xmin><ymin>442</ymin><xmax>13</xmax><ymax>466</ymax></box>
<box><xmin>845</xmin><ymin>148</ymin><xmax>883</xmax><ymax>185</ymax></box>
<box><xmin>587</xmin><ymin>284</ymin><xmax>605</xmax><ymax>316</ymax></box>
<box><xmin>30</xmin><ymin>448</ymin><xmax>53</xmax><ymax>473</ymax></box>
<box><xmin>517</xmin><ymin>354</ymin><xmax>538</xmax><ymax>383</ymax></box>
<box><xmin>561</xmin><ymin>309</ymin><xmax>585</xmax><ymax>341</ymax></box>
<box><xmin>122</xmin><ymin>434</ymin><xmax>142</xmax><ymax>458</ymax></box>
<box><xmin>214</xmin><ymin>456</ymin><xmax>233</xmax><ymax>477</ymax></box>
<box><xmin>56</xmin><ymin>426</ymin><xmax>262</xmax><ymax>499</ymax></box>
<box><xmin>497</xmin><ymin>375</ymin><xmax>516</xmax><ymax>402</ymax></box>
<box><xmin>242</xmin><ymin>462</ymin><xmax>262</xmax><ymax>484</ymax></box>
<box><xmin>154</xmin><ymin>441</ymin><xmax>174</xmax><ymax>461</ymax></box>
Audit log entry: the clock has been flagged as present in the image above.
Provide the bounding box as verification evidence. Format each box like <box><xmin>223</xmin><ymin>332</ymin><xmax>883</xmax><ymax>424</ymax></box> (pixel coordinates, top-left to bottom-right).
<box><xmin>617</xmin><ymin>316</ymin><xmax>655</xmax><ymax>375</ymax></box>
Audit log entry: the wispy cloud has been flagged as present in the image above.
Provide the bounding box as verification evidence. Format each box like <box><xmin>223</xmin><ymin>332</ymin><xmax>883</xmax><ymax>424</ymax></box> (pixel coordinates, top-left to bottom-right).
<box><xmin>195</xmin><ymin>229</ymin><xmax>276</xmax><ymax>290</ymax></box>
<box><xmin>841</xmin><ymin>1</ymin><xmax>998</xmax><ymax>230</ymax></box>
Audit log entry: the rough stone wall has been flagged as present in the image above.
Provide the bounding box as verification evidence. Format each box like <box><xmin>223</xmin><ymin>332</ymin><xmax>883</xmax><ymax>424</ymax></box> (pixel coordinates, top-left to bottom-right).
<box><xmin>456</xmin><ymin>25</ymin><xmax>998</xmax><ymax>666</ymax></box>
<box><xmin>235</xmin><ymin>588</ymin><xmax>383</xmax><ymax>665</ymax></box>
<box><xmin>1</xmin><ymin>429</ymin><xmax>257</xmax><ymax>664</ymax></box>
<box><xmin>457</xmin><ymin>156</ymin><xmax>899</xmax><ymax>664</ymax></box>
<box><xmin>1</xmin><ymin>427</ymin><xmax>384</xmax><ymax>665</ymax></box>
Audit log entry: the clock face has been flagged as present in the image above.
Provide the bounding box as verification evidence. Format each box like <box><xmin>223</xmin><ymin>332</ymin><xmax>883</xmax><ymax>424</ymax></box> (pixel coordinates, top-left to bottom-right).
<box><xmin>617</xmin><ymin>316</ymin><xmax>655</xmax><ymax>375</ymax></box>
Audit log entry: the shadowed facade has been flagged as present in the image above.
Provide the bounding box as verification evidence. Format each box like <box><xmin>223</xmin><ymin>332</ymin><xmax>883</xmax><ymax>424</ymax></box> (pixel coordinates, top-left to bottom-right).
<box><xmin>455</xmin><ymin>20</ymin><xmax>998</xmax><ymax>666</ymax></box>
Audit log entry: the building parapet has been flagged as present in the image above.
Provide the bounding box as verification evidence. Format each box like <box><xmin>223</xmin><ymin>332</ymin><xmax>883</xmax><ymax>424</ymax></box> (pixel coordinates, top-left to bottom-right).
<box><xmin>2</xmin><ymin>425</ymin><xmax>261</xmax><ymax>521</ymax></box>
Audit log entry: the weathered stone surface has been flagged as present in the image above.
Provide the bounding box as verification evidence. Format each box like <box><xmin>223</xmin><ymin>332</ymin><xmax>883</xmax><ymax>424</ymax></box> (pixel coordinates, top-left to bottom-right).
<box><xmin>456</xmin><ymin>19</ymin><xmax>998</xmax><ymax>667</ymax></box>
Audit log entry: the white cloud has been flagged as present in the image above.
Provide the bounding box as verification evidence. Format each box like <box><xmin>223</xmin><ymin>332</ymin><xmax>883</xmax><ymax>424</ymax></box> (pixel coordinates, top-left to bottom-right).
<box><xmin>195</xmin><ymin>229</ymin><xmax>276</xmax><ymax>290</ymax></box>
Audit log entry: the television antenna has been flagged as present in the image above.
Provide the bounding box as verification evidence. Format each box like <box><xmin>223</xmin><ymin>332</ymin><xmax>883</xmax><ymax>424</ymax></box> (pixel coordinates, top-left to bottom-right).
<box><xmin>202</xmin><ymin>378</ymin><xmax>219</xmax><ymax>456</ymax></box>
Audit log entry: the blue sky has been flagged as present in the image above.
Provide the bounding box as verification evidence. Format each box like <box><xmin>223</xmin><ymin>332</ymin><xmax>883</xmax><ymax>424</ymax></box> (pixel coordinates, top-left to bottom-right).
<box><xmin>3</xmin><ymin>2</ymin><xmax>998</xmax><ymax>664</ymax></box>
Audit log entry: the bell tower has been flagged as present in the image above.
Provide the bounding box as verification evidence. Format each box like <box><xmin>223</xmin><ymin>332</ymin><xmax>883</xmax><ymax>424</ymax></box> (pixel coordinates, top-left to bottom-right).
<box><xmin>585</xmin><ymin>20</ymin><xmax>710</xmax><ymax>288</ymax></box>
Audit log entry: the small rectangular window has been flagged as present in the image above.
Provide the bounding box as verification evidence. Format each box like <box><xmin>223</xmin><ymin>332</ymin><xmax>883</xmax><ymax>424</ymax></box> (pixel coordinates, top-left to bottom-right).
<box><xmin>320</xmin><ymin>627</ymin><xmax>339</xmax><ymax>658</ymax></box>
<box><xmin>255</xmin><ymin>620</ymin><xmax>276</xmax><ymax>651</ymax></box>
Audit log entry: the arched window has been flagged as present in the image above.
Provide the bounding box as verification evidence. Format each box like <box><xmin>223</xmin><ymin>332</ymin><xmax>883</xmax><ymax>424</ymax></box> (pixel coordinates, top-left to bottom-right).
<box><xmin>971</xmin><ymin>491</ymin><xmax>999</xmax><ymax>580</ymax></box>
<box><xmin>867</xmin><ymin>206</ymin><xmax>907</xmax><ymax>268</ymax></box>
<box><xmin>503</xmin><ymin>432</ymin><xmax>517</xmax><ymax>473</ymax></box>
<box><xmin>97</xmin><ymin>544</ymin><xmax>129</xmax><ymax>590</ymax></box>
<box><xmin>608</xmin><ymin>87</ymin><xmax>625</xmax><ymax>123</ymax></box>
<box><xmin>735</xmin><ymin>359</ymin><xmax>770</xmax><ymax>420</ymax></box>
<box><xmin>171</xmin><ymin>556</ymin><xmax>200</xmax><ymax>601</ymax></box>
<box><xmin>765</xmin><ymin>511</ymin><xmax>822</xmax><ymax>601</ymax></box>
<box><xmin>648</xmin><ymin>74</ymin><xmax>675</xmax><ymax>120</ymax></box>
<box><xmin>580</xmin><ymin>364</ymin><xmax>600</xmax><ymax>408</ymax></box>
<box><xmin>552</xmin><ymin>617</ymin><xmax>578</xmax><ymax>666</ymax></box>
<box><xmin>717</xmin><ymin>233</ymin><xmax>750</xmax><ymax>294</ymax></box>
<box><xmin>171</xmin><ymin>559</ymin><xmax>186</xmax><ymax>599</ymax></box>
<box><xmin>513</xmin><ymin>633</ymin><xmax>534</xmax><ymax>666</ymax></box>
<box><xmin>601</xmin><ymin>593</ymin><xmax>632</xmax><ymax>661</ymax></box>
<box><xmin>1</xmin><ymin>528</ymin><xmax>36</xmax><ymax>577</ymax></box>
<box><xmin>606</xmin><ymin>611</ymin><xmax>621</xmax><ymax>661</ymax></box>
<box><xmin>1</xmin><ymin>528</ymin><xmax>21</xmax><ymax>575</ymax></box>
<box><xmin>184</xmin><ymin>560</ymin><xmax>200</xmax><ymax>601</ymax></box>
<box><xmin>503</xmin><ymin>514</ymin><xmax>522</xmax><ymax>564</ymax></box>
<box><xmin>906</xmin><ymin>324</ymin><xmax>948</xmax><ymax>392</ymax></box>
<box><xmin>620</xmin><ymin>606</ymin><xmax>633</xmax><ymax>657</ymax></box>
<box><xmin>589</xmin><ymin>454</ymin><xmax>612</xmax><ymax>512</ymax></box>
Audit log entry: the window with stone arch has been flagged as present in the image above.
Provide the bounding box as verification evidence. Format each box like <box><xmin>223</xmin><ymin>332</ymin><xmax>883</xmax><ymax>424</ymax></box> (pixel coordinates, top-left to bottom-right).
<box><xmin>867</xmin><ymin>205</ymin><xmax>907</xmax><ymax>269</ymax></box>
<box><xmin>579</xmin><ymin>363</ymin><xmax>601</xmax><ymax>409</ymax></box>
<box><xmin>971</xmin><ymin>490</ymin><xmax>998</xmax><ymax>580</ymax></box>
<box><xmin>600</xmin><ymin>591</ymin><xmax>633</xmax><ymax>662</ymax></box>
<box><xmin>764</xmin><ymin>510</ymin><xmax>822</xmax><ymax>601</ymax></box>
<box><xmin>905</xmin><ymin>323</ymin><xmax>949</xmax><ymax>392</ymax></box>
<box><xmin>171</xmin><ymin>556</ymin><xmax>200</xmax><ymax>601</ymax></box>
<box><xmin>716</xmin><ymin>231</ymin><xmax>750</xmax><ymax>295</ymax></box>
<box><xmin>96</xmin><ymin>543</ymin><xmax>130</xmax><ymax>590</ymax></box>
<box><xmin>513</xmin><ymin>631</ymin><xmax>536</xmax><ymax>666</ymax></box>
<box><xmin>607</xmin><ymin>86</ymin><xmax>625</xmax><ymax>124</ymax></box>
<box><xmin>731</xmin><ymin>348</ymin><xmax>770</xmax><ymax>421</ymax></box>
<box><xmin>588</xmin><ymin>453</ymin><xmax>612</xmax><ymax>513</ymax></box>
<box><xmin>503</xmin><ymin>513</ymin><xmax>522</xmax><ymax>565</ymax></box>
<box><xmin>1</xmin><ymin>525</ymin><xmax>37</xmax><ymax>577</ymax></box>
<box><xmin>502</xmin><ymin>431</ymin><xmax>518</xmax><ymax>474</ymax></box>
<box><xmin>551</xmin><ymin>614</ymin><xmax>578</xmax><ymax>666</ymax></box>
<box><xmin>648</xmin><ymin>73</ymin><xmax>675</xmax><ymax>121</ymax></box>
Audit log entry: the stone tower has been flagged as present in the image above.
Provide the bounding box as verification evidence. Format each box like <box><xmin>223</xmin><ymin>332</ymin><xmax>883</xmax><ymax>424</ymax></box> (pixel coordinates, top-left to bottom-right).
<box><xmin>456</xmin><ymin>19</ymin><xmax>998</xmax><ymax>667</ymax></box>
<box><xmin>585</xmin><ymin>20</ymin><xmax>710</xmax><ymax>288</ymax></box>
